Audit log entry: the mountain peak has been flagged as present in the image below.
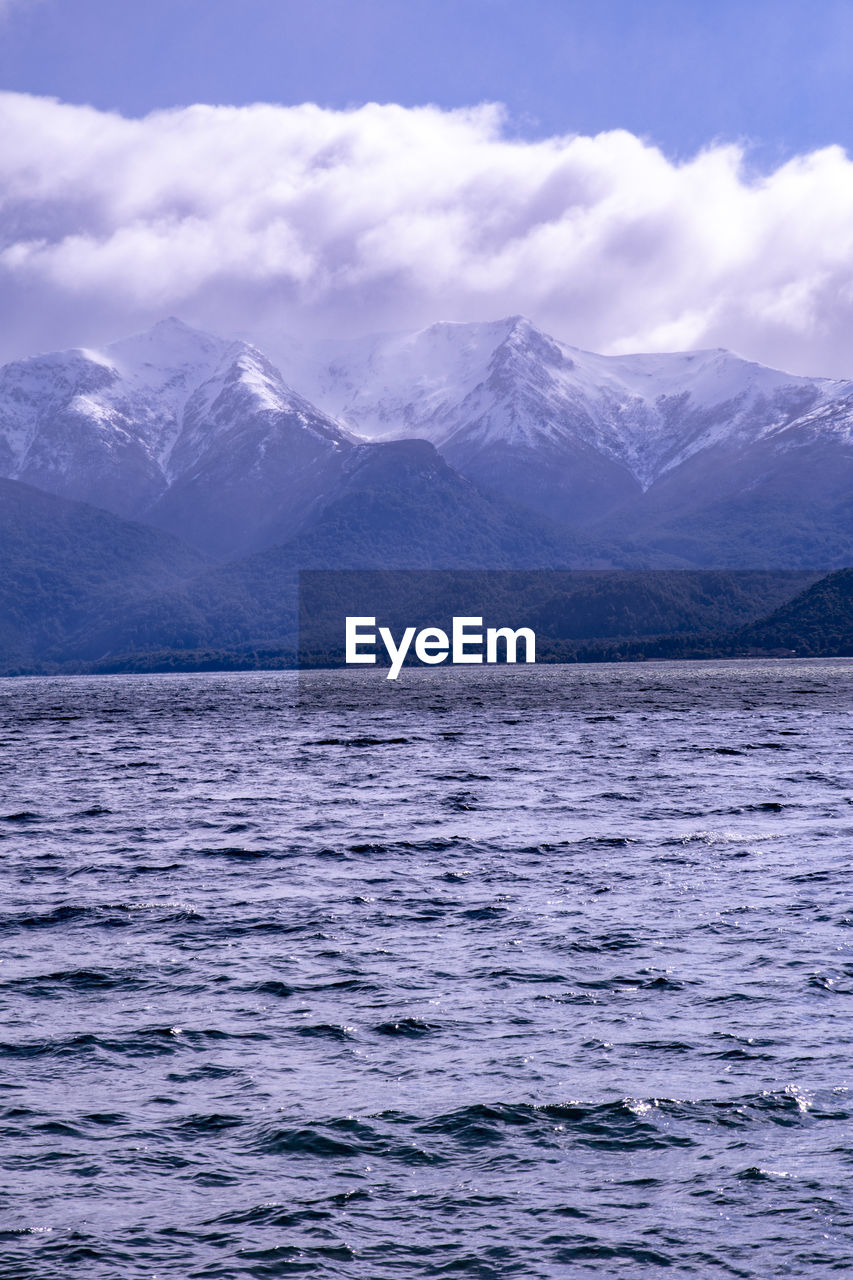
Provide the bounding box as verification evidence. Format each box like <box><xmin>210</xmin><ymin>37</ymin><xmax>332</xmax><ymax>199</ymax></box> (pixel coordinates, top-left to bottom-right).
<box><xmin>105</xmin><ymin>317</ymin><xmax>236</xmax><ymax>386</ymax></box>
<box><xmin>504</xmin><ymin>313</ymin><xmax>535</xmax><ymax>332</ymax></box>
<box><xmin>152</xmin><ymin>315</ymin><xmax>194</xmax><ymax>333</ymax></box>
<box><xmin>112</xmin><ymin>314</ymin><xmax>228</xmax><ymax>351</ymax></box>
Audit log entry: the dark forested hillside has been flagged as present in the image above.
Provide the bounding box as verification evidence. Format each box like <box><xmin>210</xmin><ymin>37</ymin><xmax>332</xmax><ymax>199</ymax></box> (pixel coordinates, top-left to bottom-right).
<box><xmin>0</xmin><ymin>467</ymin><xmax>847</xmax><ymax>674</ymax></box>
<box><xmin>0</xmin><ymin>478</ymin><xmax>206</xmax><ymax>668</ymax></box>
<box><xmin>734</xmin><ymin>568</ymin><xmax>853</xmax><ymax>655</ymax></box>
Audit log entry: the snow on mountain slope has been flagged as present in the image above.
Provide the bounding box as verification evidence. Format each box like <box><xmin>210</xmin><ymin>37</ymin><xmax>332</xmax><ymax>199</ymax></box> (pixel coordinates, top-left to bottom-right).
<box><xmin>289</xmin><ymin>316</ymin><xmax>853</xmax><ymax>490</ymax></box>
<box><xmin>2</xmin><ymin>314</ymin><xmax>850</xmax><ymax>566</ymax></box>
<box><xmin>0</xmin><ymin>318</ymin><xmax>352</xmax><ymax>524</ymax></box>
<box><xmin>0</xmin><ymin>319</ymin><xmax>229</xmax><ymax>485</ymax></box>
<box><xmin>147</xmin><ymin>345</ymin><xmax>356</xmax><ymax>556</ymax></box>
<box><xmin>104</xmin><ymin>316</ymin><xmax>238</xmax><ymax>474</ymax></box>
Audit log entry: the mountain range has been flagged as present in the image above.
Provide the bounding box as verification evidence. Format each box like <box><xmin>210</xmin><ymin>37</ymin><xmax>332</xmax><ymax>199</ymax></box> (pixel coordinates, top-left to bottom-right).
<box><xmin>2</xmin><ymin>314</ymin><xmax>850</xmax><ymax>568</ymax></box>
<box><xmin>290</xmin><ymin>316</ymin><xmax>853</xmax><ymax>567</ymax></box>
<box><xmin>0</xmin><ymin>314</ymin><xmax>850</xmax><ymax>669</ymax></box>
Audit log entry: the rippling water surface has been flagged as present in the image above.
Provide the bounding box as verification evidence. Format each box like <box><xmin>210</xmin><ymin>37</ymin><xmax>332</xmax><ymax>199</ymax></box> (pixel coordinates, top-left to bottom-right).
<box><xmin>1</xmin><ymin>659</ymin><xmax>853</xmax><ymax>1279</ymax></box>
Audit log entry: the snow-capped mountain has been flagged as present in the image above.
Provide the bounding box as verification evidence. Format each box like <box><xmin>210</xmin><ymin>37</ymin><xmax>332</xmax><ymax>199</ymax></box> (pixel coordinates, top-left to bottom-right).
<box><xmin>287</xmin><ymin>316</ymin><xmax>853</xmax><ymax>530</ymax></box>
<box><xmin>0</xmin><ymin>317</ymin><xmax>353</xmax><ymax>553</ymax></box>
<box><xmin>0</xmin><ymin>315</ymin><xmax>850</xmax><ymax>567</ymax></box>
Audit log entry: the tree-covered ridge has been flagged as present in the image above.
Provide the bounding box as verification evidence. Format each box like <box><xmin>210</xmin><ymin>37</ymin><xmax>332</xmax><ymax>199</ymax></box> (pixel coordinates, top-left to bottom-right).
<box><xmin>0</xmin><ymin>478</ymin><xmax>206</xmax><ymax>667</ymax></box>
<box><xmin>0</xmin><ymin>471</ymin><xmax>848</xmax><ymax>675</ymax></box>
<box><xmin>735</xmin><ymin>568</ymin><xmax>853</xmax><ymax>656</ymax></box>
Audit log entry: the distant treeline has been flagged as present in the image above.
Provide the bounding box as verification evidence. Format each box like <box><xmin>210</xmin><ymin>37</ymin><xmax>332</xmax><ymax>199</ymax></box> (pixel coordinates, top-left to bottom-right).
<box><xmin>5</xmin><ymin>568</ymin><xmax>848</xmax><ymax>676</ymax></box>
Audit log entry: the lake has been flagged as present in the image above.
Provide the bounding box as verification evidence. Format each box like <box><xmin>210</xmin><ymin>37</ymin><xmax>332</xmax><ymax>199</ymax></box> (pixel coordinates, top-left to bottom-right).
<box><xmin>1</xmin><ymin>659</ymin><xmax>852</xmax><ymax>1278</ymax></box>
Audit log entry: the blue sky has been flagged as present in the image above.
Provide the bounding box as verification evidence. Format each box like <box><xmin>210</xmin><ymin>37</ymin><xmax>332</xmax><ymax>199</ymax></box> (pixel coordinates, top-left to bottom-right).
<box><xmin>2</xmin><ymin>0</ymin><xmax>853</xmax><ymax>374</ymax></box>
<box><xmin>3</xmin><ymin>0</ymin><xmax>853</xmax><ymax>164</ymax></box>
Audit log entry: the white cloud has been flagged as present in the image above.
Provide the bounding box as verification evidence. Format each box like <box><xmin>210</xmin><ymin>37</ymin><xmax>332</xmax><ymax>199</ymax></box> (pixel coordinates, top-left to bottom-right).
<box><xmin>2</xmin><ymin>91</ymin><xmax>853</xmax><ymax>376</ymax></box>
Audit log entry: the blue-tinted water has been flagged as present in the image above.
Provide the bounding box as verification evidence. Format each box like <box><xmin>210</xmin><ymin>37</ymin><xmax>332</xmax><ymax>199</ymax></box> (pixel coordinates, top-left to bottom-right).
<box><xmin>1</xmin><ymin>660</ymin><xmax>852</xmax><ymax>1279</ymax></box>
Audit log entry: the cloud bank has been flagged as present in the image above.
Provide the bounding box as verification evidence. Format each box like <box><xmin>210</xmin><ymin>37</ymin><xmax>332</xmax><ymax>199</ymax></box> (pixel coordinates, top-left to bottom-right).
<box><xmin>2</xmin><ymin>91</ymin><xmax>853</xmax><ymax>375</ymax></box>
